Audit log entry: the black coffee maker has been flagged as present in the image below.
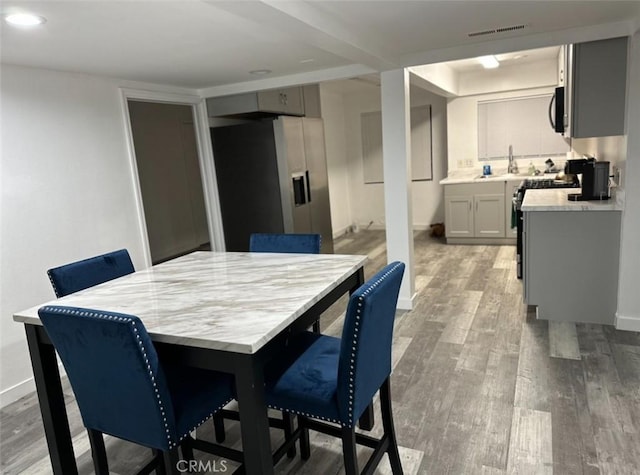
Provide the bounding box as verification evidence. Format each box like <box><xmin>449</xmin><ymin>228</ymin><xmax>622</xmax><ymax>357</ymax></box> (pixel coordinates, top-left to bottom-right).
<box><xmin>564</xmin><ymin>158</ymin><xmax>610</xmax><ymax>201</ymax></box>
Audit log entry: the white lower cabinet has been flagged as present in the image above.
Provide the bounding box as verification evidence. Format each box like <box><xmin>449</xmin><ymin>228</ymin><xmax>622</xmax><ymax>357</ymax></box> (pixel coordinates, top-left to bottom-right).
<box><xmin>524</xmin><ymin>209</ymin><xmax>621</xmax><ymax>324</ymax></box>
<box><xmin>444</xmin><ymin>182</ymin><xmax>510</xmax><ymax>243</ymax></box>
<box><xmin>444</xmin><ymin>194</ymin><xmax>474</xmax><ymax>237</ymax></box>
<box><xmin>474</xmin><ymin>193</ymin><xmax>505</xmax><ymax>236</ymax></box>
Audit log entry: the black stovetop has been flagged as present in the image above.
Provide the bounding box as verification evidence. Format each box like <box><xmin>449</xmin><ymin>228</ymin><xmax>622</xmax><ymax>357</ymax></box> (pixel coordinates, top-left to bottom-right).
<box><xmin>521</xmin><ymin>177</ymin><xmax>580</xmax><ymax>189</ymax></box>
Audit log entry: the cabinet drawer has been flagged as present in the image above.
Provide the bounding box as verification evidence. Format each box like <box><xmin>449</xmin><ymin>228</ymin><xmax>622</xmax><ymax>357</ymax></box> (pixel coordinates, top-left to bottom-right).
<box><xmin>444</xmin><ymin>182</ymin><xmax>504</xmax><ymax>197</ymax></box>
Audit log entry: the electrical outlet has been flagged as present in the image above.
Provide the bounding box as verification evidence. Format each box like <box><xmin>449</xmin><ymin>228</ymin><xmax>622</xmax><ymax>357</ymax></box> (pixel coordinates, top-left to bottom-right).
<box><xmin>613</xmin><ymin>166</ymin><xmax>622</xmax><ymax>187</ymax></box>
<box><xmin>457</xmin><ymin>159</ymin><xmax>474</xmax><ymax>168</ymax></box>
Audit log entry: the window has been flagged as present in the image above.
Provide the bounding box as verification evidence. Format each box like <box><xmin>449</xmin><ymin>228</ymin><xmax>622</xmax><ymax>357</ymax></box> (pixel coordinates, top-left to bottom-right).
<box><xmin>477</xmin><ymin>94</ymin><xmax>569</xmax><ymax>160</ymax></box>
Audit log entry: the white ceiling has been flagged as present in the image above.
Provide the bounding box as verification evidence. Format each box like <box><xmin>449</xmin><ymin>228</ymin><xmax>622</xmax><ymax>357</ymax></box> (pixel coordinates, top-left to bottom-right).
<box><xmin>1</xmin><ymin>1</ymin><xmax>639</xmax><ymax>91</ymax></box>
<box><xmin>445</xmin><ymin>46</ymin><xmax>562</xmax><ymax>72</ymax></box>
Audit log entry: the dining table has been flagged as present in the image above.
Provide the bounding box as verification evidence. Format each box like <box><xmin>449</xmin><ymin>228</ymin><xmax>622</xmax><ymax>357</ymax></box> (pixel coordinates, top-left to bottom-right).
<box><xmin>13</xmin><ymin>250</ymin><xmax>368</xmax><ymax>475</ymax></box>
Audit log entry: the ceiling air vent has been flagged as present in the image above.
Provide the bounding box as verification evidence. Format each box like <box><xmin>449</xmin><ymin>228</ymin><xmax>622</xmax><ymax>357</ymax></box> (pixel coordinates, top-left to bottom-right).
<box><xmin>468</xmin><ymin>24</ymin><xmax>528</xmax><ymax>38</ymax></box>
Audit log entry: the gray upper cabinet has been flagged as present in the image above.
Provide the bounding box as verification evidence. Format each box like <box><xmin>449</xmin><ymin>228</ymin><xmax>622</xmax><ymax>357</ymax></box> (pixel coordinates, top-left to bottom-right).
<box><xmin>207</xmin><ymin>86</ymin><xmax>305</xmax><ymax>118</ymax></box>
<box><xmin>257</xmin><ymin>87</ymin><xmax>304</xmax><ymax>116</ymax></box>
<box><xmin>301</xmin><ymin>84</ymin><xmax>322</xmax><ymax>118</ymax></box>
<box><xmin>570</xmin><ymin>36</ymin><xmax>628</xmax><ymax>138</ymax></box>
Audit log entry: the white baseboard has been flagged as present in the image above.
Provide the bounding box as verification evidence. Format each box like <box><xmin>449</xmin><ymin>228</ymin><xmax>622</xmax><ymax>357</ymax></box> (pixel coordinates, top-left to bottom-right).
<box><xmin>0</xmin><ymin>377</ymin><xmax>35</xmax><ymax>409</ymax></box>
<box><xmin>355</xmin><ymin>223</ymin><xmax>430</xmax><ymax>232</ymax></box>
<box><xmin>397</xmin><ymin>293</ymin><xmax>416</xmax><ymax>311</ymax></box>
<box><xmin>332</xmin><ymin>225</ymin><xmax>352</xmax><ymax>239</ymax></box>
<box><xmin>615</xmin><ymin>312</ymin><xmax>640</xmax><ymax>332</ymax></box>
<box><xmin>1</xmin><ymin>359</ymin><xmax>66</xmax><ymax>409</ymax></box>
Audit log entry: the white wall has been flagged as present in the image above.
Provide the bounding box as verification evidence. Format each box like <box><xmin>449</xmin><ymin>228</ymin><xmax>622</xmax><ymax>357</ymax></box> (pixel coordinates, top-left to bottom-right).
<box><xmin>322</xmin><ymin>81</ymin><xmax>447</xmax><ymax>230</ymax></box>
<box><xmin>414</xmin><ymin>87</ymin><xmax>448</xmax><ymax>227</ymax></box>
<box><xmin>409</xmin><ymin>63</ymin><xmax>458</xmax><ymax>96</ymax></box>
<box><xmin>446</xmin><ymin>57</ymin><xmax>564</xmax><ymax>173</ymax></box>
<box><xmin>616</xmin><ymin>29</ymin><xmax>640</xmax><ymax>330</ymax></box>
<box><xmin>319</xmin><ymin>84</ymin><xmax>353</xmax><ymax>237</ymax></box>
<box><xmin>0</xmin><ymin>65</ymin><xmax>189</xmax><ymax>405</ymax></box>
<box><xmin>447</xmin><ymin>86</ymin><xmax>561</xmax><ymax>172</ymax></box>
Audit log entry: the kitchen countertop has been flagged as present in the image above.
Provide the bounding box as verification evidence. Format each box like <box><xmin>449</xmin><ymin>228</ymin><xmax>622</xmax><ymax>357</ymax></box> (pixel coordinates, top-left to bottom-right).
<box><xmin>521</xmin><ymin>188</ymin><xmax>623</xmax><ymax>212</ymax></box>
<box><xmin>439</xmin><ymin>169</ymin><xmax>559</xmax><ymax>185</ymax></box>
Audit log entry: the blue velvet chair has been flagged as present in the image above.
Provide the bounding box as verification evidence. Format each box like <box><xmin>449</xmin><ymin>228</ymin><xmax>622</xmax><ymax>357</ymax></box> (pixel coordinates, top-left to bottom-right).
<box><xmin>249</xmin><ymin>233</ymin><xmax>321</xmax><ymax>254</ymax></box>
<box><xmin>264</xmin><ymin>261</ymin><xmax>405</xmax><ymax>475</ymax></box>
<box><xmin>248</xmin><ymin>232</ymin><xmax>323</xmax><ymax>458</ymax></box>
<box><xmin>249</xmin><ymin>232</ymin><xmax>322</xmax><ymax>336</ymax></box>
<box><xmin>38</xmin><ymin>305</ymin><xmax>239</xmax><ymax>475</ymax></box>
<box><xmin>46</xmin><ymin>250</ymin><xmax>230</xmax><ymax>447</ymax></box>
<box><xmin>47</xmin><ymin>249</ymin><xmax>135</xmax><ymax>297</ymax></box>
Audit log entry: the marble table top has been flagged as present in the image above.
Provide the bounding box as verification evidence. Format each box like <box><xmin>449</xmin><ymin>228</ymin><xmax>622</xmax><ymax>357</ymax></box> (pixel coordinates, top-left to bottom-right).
<box><xmin>521</xmin><ymin>188</ymin><xmax>623</xmax><ymax>212</ymax></box>
<box><xmin>14</xmin><ymin>251</ymin><xmax>368</xmax><ymax>354</ymax></box>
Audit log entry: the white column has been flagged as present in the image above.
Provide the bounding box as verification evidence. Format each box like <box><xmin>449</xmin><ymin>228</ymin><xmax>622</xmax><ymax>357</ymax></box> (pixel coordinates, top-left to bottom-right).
<box><xmin>616</xmin><ymin>30</ymin><xmax>640</xmax><ymax>331</ymax></box>
<box><xmin>380</xmin><ymin>68</ymin><xmax>415</xmax><ymax>310</ymax></box>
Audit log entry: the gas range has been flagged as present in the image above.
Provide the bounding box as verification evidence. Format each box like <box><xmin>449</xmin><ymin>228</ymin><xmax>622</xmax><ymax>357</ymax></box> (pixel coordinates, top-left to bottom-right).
<box><xmin>520</xmin><ymin>177</ymin><xmax>580</xmax><ymax>189</ymax></box>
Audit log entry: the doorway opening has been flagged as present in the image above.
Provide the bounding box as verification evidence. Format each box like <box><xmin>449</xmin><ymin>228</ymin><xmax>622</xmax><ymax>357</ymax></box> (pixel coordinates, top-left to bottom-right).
<box><xmin>127</xmin><ymin>100</ymin><xmax>210</xmax><ymax>264</ymax></box>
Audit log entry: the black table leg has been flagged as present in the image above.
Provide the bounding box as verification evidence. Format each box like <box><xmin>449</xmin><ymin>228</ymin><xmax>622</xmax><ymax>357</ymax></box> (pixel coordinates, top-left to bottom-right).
<box><xmin>234</xmin><ymin>354</ymin><xmax>274</xmax><ymax>475</ymax></box>
<box><xmin>25</xmin><ymin>325</ymin><xmax>78</xmax><ymax>475</ymax></box>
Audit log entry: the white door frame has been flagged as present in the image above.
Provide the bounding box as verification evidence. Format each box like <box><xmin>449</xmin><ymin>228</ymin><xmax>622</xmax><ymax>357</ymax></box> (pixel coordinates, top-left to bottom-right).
<box><xmin>119</xmin><ymin>88</ymin><xmax>225</xmax><ymax>268</ymax></box>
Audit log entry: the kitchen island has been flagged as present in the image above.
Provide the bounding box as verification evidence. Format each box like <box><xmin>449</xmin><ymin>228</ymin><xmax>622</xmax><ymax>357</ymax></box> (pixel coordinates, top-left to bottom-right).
<box><xmin>522</xmin><ymin>188</ymin><xmax>622</xmax><ymax>325</ymax></box>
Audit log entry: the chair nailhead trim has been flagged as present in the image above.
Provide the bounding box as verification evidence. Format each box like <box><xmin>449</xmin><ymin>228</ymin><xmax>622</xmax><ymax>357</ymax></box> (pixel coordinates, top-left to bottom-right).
<box><xmin>42</xmin><ymin>307</ymin><xmax>175</xmax><ymax>448</ymax></box>
<box><xmin>344</xmin><ymin>262</ymin><xmax>402</xmax><ymax>426</ymax></box>
<box><xmin>46</xmin><ymin>272</ymin><xmax>61</xmax><ymax>298</ymax></box>
<box><xmin>176</xmin><ymin>397</ymin><xmax>234</xmax><ymax>445</ymax></box>
<box><xmin>267</xmin><ymin>405</ymin><xmax>342</xmax><ymax>426</ymax></box>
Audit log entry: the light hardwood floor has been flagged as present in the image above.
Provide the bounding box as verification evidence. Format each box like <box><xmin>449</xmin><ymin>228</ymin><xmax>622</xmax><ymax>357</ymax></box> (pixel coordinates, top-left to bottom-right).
<box><xmin>2</xmin><ymin>230</ymin><xmax>640</xmax><ymax>474</ymax></box>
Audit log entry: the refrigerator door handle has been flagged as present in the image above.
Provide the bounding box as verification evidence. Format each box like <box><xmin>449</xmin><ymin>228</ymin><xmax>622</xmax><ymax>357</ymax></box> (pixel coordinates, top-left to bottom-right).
<box><xmin>292</xmin><ymin>173</ymin><xmax>307</xmax><ymax>206</ymax></box>
<box><xmin>305</xmin><ymin>170</ymin><xmax>312</xmax><ymax>203</ymax></box>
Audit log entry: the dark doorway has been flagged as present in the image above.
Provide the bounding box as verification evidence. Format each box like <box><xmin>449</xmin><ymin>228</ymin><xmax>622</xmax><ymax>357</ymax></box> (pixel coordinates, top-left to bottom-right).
<box><xmin>128</xmin><ymin>100</ymin><xmax>210</xmax><ymax>264</ymax></box>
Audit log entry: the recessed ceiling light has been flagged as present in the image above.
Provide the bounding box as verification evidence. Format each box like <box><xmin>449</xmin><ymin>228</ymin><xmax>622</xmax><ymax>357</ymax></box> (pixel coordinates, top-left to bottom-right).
<box><xmin>299</xmin><ymin>59</ymin><xmax>315</xmax><ymax>64</ymax></box>
<box><xmin>478</xmin><ymin>55</ymin><xmax>499</xmax><ymax>69</ymax></box>
<box><xmin>4</xmin><ymin>12</ymin><xmax>47</xmax><ymax>27</ymax></box>
<box><xmin>249</xmin><ymin>69</ymin><xmax>272</xmax><ymax>76</ymax></box>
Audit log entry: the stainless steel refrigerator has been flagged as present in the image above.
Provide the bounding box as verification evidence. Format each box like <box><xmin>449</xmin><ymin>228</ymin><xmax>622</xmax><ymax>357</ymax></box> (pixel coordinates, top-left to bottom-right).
<box><xmin>210</xmin><ymin>116</ymin><xmax>334</xmax><ymax>253</ymax></box>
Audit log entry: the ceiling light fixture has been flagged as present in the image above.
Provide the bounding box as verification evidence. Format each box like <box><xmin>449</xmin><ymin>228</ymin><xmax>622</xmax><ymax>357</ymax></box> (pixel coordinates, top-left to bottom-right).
<box><xmin>4</xmin><ymin>12</ymin><xmax>47</xmax><ymax>26</ymax></box>
<box><xmin>249</xmin><ymin>69</ymin><xmax>272</xmax><ymax>76</ymax></box>
<box><xmin>478</xmin><ymin>55</ymin><xmax>499</xmax><ymax>69</ymax></box>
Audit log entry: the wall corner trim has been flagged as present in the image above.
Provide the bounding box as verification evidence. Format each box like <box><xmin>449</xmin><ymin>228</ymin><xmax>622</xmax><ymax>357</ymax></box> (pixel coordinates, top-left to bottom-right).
<box><xmin>397</xmin><ymin>293</ymin><xmax>416</xmax><ymax>311</ymax></box>
<box><xmin>615</xmin><ymin>312</ymin><xmax>640</xmax><ymax>332</ymax></box>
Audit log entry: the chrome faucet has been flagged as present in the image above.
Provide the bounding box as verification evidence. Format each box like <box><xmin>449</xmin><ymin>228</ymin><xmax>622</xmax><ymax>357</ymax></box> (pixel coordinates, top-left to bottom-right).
<box><xmin>507</xmin><ymin>145</ymin><xmax>519</xmax><ymax>174</ymax></box>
